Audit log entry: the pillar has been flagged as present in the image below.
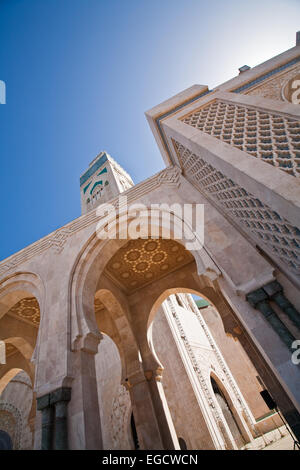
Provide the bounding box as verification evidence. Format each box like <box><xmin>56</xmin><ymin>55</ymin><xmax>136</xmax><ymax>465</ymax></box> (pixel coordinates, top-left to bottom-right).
<box><xmin>246</xmin><ymin>288</ymin><xmax>295</xmax><ymax>350</ymax></box>
<box><xmin>50</xmin><ymin>387</ymin><xmax>71</xmax><ymax>450</ymax></box>
<box><xmin>126</xmin><ymin>371</ymin><xmax>164</xmax><ymax>450</ymax></box>
<box><xmin>36</xmin><ymin>387</ymin><xmax>71</xmax><ymax>450</ymax></box>
<box><xmin>144</xmin><ymin>368</ymin><xmax>179</xmax><ymax>450</ymax></box>
<box><xmin>68</xmin><ymin>348</ymin><xmax>103</xmax><ymax>449</ymax></box>
<box><xmin>263</xmin><ymin>280</ymin><xmax>300</xmax><ymax>331</ymax></box>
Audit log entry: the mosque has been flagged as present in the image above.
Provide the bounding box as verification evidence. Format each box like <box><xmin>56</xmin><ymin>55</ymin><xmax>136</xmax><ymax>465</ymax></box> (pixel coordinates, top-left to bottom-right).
<box><xmin>0</xmin><ymin>33</ymin><xmax>300</xmax><ymax>450</ymax></box>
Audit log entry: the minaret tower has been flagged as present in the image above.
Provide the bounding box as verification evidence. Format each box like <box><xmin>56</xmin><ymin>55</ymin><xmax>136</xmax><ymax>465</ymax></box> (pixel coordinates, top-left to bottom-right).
<box><xmin>80</xmin><ymin>151</ymin><xmax>134</xmax><ymax>214</ymax></box>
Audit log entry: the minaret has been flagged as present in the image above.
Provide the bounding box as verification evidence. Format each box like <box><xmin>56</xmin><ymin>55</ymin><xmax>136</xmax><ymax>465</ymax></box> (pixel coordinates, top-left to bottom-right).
<box><xmin>80</xmin><ymin>151</ymin><xmax>134</xmax><ymax>214</ymax></box>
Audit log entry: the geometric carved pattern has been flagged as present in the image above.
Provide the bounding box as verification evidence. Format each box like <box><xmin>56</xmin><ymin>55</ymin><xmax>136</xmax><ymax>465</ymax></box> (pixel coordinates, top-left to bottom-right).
<box><xmin>8</xmin><ymin>297</ymin><xmax>40</xmax><ymax>326</ymax></box>
<box><xmin>173</xmin><ymin>140</ymin><xmax>300</xmax><ymax>273</ymax></box>
<box><xmin>166</xmin><ymin>297</ymin><xmax>231</xmax><ymax>444</ymax></box>
<box><xmin>243</xmin><ymin>64</ymin><xmax>300</xmax><ymax>102</ymax></box>
<box><xmin>48</xmin><ymin>229</ymin><xmax>72</xmax><ymax>253</ymax></box>
<box><xmin>182</xmin><ymin>99</ymin><xmax>300</xmax><ymax>177</ymax></box>
<box><xmin>106</xmin><ymin>238</ymin><xmax>194</xmax><ymax>293</ymax></box>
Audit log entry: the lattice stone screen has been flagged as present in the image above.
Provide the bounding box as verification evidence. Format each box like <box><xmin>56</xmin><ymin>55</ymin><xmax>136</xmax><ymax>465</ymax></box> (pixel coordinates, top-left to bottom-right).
<box><xmin>181</xmin><ymin>100</ymin><xmax>300</xmax><ymax>177</ymax></box>
<box><xmin>173</xmin><ymin>140</ymin><xmax>300</xmax><ymax>274</ymax></box>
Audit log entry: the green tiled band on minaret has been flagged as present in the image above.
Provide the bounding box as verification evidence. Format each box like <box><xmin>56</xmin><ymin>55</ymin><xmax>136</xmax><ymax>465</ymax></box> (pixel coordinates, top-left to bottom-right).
<box><xmin>97</xmin><ymin>167</ymin><xmax>108</xmax><ymax>176</ymax></box>
<box><xmin>90</xmin><ymin>180</ymin><xmax>103</xmax><ymax>195</ymax></box>
<box><xmin>80</xmin><ymin>152</ymin><xmax>108</xmax><ymax>186</ymax></box>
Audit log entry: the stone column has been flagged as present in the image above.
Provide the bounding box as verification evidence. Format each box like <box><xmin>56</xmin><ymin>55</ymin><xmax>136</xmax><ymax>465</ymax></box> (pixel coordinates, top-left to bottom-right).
<box><xmin>263</xmin><ymin>281</ymin><xmax>300</xmax><ymax>331</ymax></box>
<box><xmin>37</xmin><ymin>388</ymin><xmax>72</xmax><ymax>450</ymax></box>
<box><xmin>144</xmin><ymin>368</ymin><xmax>179</xmax><ymax>450</ymax></box>
<box><xmin>126</xmin><ymin>371</ymin><xmax>165</xmax><ymax>450</ymax></box>
<box><xmin>36</xmin><ymin>394</ymin><xmax>54</xmax><ymax>450</ymax></box>
<box><xmin>246</xmin><ymin>288</ymin><xmax>295</xmax><ymax>350</ymax></box>
<box><xmin>68</xmin><ymin>348</ymin><xmax>103</xmax><ymax>449</ymax></box>
<box><xmin>217</xmin><ymin>283</ymin><xmax>300</xmax><ymax>442</ymax></box>
<box><xmin>50</xmin><ymin>387</ymin><xmax>71</xmax><ymax>450</ymax></box>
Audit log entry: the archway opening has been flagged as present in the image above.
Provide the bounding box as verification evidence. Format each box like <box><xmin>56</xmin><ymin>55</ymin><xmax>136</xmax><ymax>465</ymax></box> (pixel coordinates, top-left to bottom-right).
<box><xmin>147</xmin><ymin>289</ymin><xmax>284</xmax><ymax>449</ymax></box>
<box><xmin>0</xmin><ymin>283</ymin><xmax>41</xmax><ymax>450</ymax></box>
<box><xmin>76</xmin><ymin>234</ymin><xmax>294</xmax><ymax>449</ymax></box>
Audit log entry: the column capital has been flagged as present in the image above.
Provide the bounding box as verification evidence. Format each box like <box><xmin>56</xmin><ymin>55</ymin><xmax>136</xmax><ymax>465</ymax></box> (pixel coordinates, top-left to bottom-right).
<box><xmin>50</xmin><ymin>387</ymin><xmax>71</xmax><ymax>405</ymax></box>
<box><xmin>72</xmin><ymin>331</ymin><xmax>102</xmax><ymax>354</ymax></box>
<box><xmin>246</xmin><ymin>288</ymin><xmax>268</xmax><ymax>308</ymax></box>
<box><xmin>246</xmin><ymin>284</ymin><xmax>295</xmax><ymax>350</ymax></box>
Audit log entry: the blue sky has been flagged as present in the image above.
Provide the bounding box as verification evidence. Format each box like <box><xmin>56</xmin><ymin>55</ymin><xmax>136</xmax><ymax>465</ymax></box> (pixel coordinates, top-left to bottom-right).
<box><xmin>0</xmin><ymin>0</ymin><xmax>299</xmax><ymax>260</ymax></box>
